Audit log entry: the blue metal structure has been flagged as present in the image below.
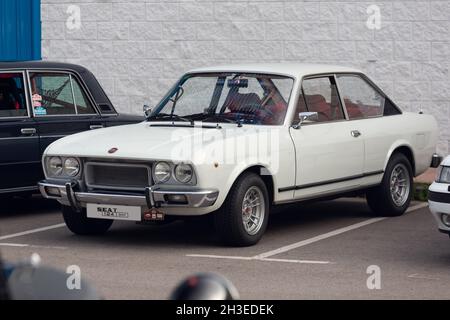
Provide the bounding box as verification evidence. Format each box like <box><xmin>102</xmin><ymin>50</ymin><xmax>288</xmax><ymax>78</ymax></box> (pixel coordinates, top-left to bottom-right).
<box><xmin>0</xmin><ymin>0</ymin><xmax>41</xmax><ymax>61</ymax></box>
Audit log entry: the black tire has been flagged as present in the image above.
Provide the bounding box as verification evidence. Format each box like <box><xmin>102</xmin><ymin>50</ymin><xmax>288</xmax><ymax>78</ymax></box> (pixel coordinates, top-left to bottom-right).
<box><xmin>62</xmin><ymin>205</ymin><xmax>113</xmax><ymax>235</ymax></box>
<box><xmin>366</xmin><ymin>153</ymin><xmax>413</xmax><ymax>217</ymax></box>
<box><xmin>214</xmin><ymin>172</ymin><xmax>269</xmax><ymax>246</ymax></box>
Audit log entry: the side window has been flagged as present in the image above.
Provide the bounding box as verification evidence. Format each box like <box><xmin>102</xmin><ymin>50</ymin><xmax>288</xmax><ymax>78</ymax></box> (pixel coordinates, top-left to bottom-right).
<box><xmin>301</xmin><ymin>76</ymin><xmax>344</xmax><ymax>122</ymax></box>
<box><xmin>337</xmin><ymin>75</ymin><xmax>385</xmax><ymax>119</ymax></box>
<box><xmin>71</xmin><ymin>77</ymin><xmax>95</xmax><ymax>114</ymax></box>
<box><xmin>29</xmin><ymin>72</ymin><xmax>95</xmax><ymax>116</ymax></box>
<box><xmin>0</xmin><ymin>73</ymin><xmax>27</xmax><ymax>118</ymax></box>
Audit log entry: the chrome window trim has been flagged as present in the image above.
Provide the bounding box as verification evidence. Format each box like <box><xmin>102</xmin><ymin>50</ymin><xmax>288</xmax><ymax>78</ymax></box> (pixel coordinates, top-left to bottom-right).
<box><xmin>293</xmin><ymin>73</ymin><xmax>347</xmax><ymax>126</ymax></box>
<box><xmin>335</xmin><ymin>73</ymin><xmax>385</xmax><ymax>121</ymax></box>
<box><xmin>26</xmin><ymin>69</ymin><xmax>99</xmax><ymax>118</ymax></box>
<box><xmin>84</xmin><ymin>161</ymin><xmax>153</xmax><ymax>191</ymax></box>
<box><xmin>0</xmin><ymin>70</ymin><xmax>31</xmax><ymax>120</ymax></box>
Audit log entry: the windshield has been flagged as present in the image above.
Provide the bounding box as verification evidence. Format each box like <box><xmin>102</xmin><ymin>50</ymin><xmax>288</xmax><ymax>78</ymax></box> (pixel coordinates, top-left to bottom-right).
<box><xmin>149</xmin><ymin>73</ymin><xmax>294</xmax><ymax>126</ymax></box>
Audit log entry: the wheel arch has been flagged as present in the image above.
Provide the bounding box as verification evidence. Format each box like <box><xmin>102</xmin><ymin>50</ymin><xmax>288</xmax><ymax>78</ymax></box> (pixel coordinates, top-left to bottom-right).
<box><xmin>385</xmin><ymin>142</ymin><xmax>416</xmax><ymax>176</ymax></box>
<box><xmin>223</xmin><ymin>164</ymin><xmax>276</xmax><ymax>206</ymax></box>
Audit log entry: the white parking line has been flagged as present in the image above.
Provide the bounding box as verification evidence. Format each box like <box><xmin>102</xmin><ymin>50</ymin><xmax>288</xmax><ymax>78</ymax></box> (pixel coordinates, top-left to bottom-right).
<box><xmin>187</xmin><ymin>202</ymin><xmax>428</xmax><ymax>263</ymax></box>
<box><xmin>0</xmin><ymin>223</ymin><xmax>66</xmax><ymax>241</ymax></box>
<box><xmin>186</xmin><ymin>254</ymin><xmax>330</xmax><ymax>264</ymax></box>
<box><xmin>0</xmin><ymin>242</ymin><xmax>67</xmax><ymax>250</ymax></box>
<box><xmin>254</xmin><ymin>202</ymin><xmax>428</xmax><ymax>259</ymax></box>
<box><xmin>0</xmin><ymin>243</ymin><xmax>29</xmax><ymax>247</ymax></box>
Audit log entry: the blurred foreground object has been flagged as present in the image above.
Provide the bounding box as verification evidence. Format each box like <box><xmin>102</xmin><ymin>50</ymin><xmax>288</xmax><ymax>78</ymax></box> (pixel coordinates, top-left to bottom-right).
<box><xmin>170</xmin><ymin>273</ymin><xmax>240</xmax><ymax>300</ymax></box>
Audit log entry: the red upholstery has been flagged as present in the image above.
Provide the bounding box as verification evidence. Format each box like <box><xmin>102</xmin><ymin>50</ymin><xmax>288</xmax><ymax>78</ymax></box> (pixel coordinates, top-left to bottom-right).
<box><xmin>345</xmin><ymin>98</ymin><xmax>381</xmax><ymax>119</ymax></box>
<box><xmin>304</xmin><ymin>94</ymin><xmax>331</xmax><ymax>121</ymax></box>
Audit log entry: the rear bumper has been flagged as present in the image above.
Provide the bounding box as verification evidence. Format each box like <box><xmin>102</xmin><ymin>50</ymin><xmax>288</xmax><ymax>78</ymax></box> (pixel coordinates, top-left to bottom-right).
<box><xmin>38</xmin><ymin>180</ymin><xmax>219</xmax><ymax>213</ymax></box>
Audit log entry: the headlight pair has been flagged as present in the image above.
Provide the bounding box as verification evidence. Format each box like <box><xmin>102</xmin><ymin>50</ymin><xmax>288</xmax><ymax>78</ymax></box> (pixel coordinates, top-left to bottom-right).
<box><xmin>47</xmin><ymin>156</ymin><xmax>81</xmax><ymax>178</ymax></box>
<box><xmin>153</xmin><ymin>161</ymin><xmax>193</xmax><ymax>184</ymax></box>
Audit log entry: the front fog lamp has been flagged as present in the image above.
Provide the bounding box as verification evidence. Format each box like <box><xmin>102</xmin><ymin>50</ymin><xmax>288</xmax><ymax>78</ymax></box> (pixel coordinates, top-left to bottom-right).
<box><xmin>48</xmin><ymin>157</ymin><xmax>63</xmax><ymax>176</ymax></box>
<box><xmin>442</xmin><ymin>214</ymin><xmax>450</xmax><ymax>227</ymax></box>
<box><xmin>63</xmin><ymin>157</ymin><xmax>80</xmax><ymax>177</ymax></box>
<box><xmin>174</xmin><ymin>164</ymin><xmax>193</xmax><ymax>183</ymax></box>
<box><xmin>154</xmin><ymin>162</ymin><xmax>171</xmax><ymax>183</ymax></box>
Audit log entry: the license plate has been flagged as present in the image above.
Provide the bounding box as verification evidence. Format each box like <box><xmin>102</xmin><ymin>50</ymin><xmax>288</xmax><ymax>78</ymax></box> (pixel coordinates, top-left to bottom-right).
<box><xmin>86</xmin><ymin>203</ymin><xmax>141</xmax><ymax>221</ymax></box>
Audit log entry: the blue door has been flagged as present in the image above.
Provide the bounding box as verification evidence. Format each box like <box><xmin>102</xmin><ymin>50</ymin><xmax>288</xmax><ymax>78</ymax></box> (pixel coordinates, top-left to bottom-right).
<box><xmin>0</xmin><ymin>0</ymin><xmax>41</xmax><ymax>61</ymax></box>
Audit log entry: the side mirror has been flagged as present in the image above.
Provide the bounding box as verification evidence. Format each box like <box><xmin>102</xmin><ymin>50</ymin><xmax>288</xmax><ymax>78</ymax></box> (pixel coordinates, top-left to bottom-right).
<box><xmin>293</xmin><ymin>112</ymin><xmax>318</xmax><ymax>129</ymax></box>
<box><xmin>143</xmin><ymin>105</ymin><xmax>152</xmax><ymax>117</ymax></box>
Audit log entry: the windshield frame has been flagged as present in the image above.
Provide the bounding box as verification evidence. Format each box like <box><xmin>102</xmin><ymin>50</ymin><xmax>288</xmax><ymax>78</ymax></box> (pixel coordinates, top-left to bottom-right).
<box><xmin>149</xmin><ymin>71</ymin><xmax>297</xmax><ymax>127</ymax></box>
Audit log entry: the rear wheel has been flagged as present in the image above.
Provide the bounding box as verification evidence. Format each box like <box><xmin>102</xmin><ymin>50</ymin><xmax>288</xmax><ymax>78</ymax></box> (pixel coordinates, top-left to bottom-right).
<box><xmin>214</xmin><ymin>172</ymin><xmax>269</xmax><ymax>246</ymax></box>
<box><xmin>62</xmin><ymin>205</ymin><xmax>113</xmax><ymax>235</ymax></box>
<box><xmin>366</xmin><ymin>153</ymin><xmax>413</xmax><ymax>217</ymax></box>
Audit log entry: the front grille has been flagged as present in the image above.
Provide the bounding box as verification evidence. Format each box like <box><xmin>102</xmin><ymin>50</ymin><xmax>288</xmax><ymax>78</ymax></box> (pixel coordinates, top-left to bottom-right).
<box><xmin>85</xmin><ymin>162</ymin><xmax>152</xmax><ymax>191</ymax></box>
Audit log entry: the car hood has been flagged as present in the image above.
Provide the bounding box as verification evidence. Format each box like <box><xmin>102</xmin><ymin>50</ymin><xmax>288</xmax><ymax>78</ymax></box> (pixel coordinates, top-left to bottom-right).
<box><xmin>45</xmin><ymin>121</ymin><xmax>279</xmax><ymax>163</ymax></box>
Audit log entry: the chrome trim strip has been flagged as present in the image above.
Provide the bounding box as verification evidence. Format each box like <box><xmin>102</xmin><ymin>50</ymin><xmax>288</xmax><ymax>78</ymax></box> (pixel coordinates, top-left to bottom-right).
<box><xmin>0</xmin><ymin>186</ymin><xmax>38</xmax><ymax>194</ymax></box>
<box><xmin>278</xmin><ymin>170</ymin><xmax>384</xmax><ymax>192</ymax></box>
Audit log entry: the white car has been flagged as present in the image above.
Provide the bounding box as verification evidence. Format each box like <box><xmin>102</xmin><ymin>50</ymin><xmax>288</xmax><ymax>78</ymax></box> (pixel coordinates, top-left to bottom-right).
<box><xmin>428</xmin><ymin>156</ymin><xmax>450</xmax><ymax>238</ymax></box>
<box><xmin>39</xmin><ymin>63</ymin><xmax>440</xmax><ymax>246</ymax></box>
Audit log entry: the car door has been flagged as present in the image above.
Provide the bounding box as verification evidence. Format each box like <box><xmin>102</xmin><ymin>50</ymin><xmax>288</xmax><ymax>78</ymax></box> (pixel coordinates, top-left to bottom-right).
<box><xmin>0</xmin><ymin>70</ymin><xmax>41</xmax><ymax>191</ymax></box>
<box><xmin>288</xmin><ymin>75</ymin><xmax>365</xmax><ymax>200</ymax></box>
<box><xmin>27</xmin><ymin>70</ymin><xmax>105</xmax><ymax>155</ymax></box>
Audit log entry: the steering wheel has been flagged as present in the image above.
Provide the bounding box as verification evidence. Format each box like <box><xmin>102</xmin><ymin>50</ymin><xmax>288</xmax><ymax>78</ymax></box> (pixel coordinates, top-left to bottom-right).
<box><xmin>242</xmin><ymin>103</ymin><xmax>274</xmax><ymax>119</ymax></box>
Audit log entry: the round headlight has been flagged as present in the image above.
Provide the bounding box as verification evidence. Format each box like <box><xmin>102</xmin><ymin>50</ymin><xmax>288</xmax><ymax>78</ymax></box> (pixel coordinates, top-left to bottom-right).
<box><xmin>154</xmin><ymin>162</ymin><xmax>171</xmax><ymax>183</ymax></box>
<box><xmin>63</xmin><ymin>157</ymin><xmax>80</xmax><ymax>177</ymax></box>
<box><xmin>48</xmin><ymin>157</ymin><xmax>63</xmax><ymax>176</ymax></box>
<box><xmin>174</xmin><ymin>164</ymin><xmax>193</xmax><ymax>183</ymax></box>
<box><xmin>442</xmin><ymin>214</ymin><xmax>450</xmax><ymax>227</ymax></box>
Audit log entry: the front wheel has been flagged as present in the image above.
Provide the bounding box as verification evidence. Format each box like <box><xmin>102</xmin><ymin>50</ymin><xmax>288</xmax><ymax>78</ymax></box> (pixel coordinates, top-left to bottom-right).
<box><xmin>214</xmin><ymin>172</ymin><xmax>269</xmax><ymax>247</ymax></box>
<box><xmin>62</xmin><ymin>205</ymin><xmax>113</xmax><ymax>235</ymax></box>
<box><xmin>366</xmin><ymin>153</ymin><xmax>413</xmax><ymax>217</ymax></box>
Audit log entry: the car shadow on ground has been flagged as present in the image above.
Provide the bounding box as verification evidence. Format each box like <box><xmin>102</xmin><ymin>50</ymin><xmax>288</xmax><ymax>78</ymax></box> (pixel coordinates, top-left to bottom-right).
<box><xmin>0</xmin><ymin>194</ymin><xmax>59</xmax><ymax>218</ymax></box>
<box><xmin>70</xmin><ymin>198</ymin><xmax>375</xmax><ymax>248</ymax></box>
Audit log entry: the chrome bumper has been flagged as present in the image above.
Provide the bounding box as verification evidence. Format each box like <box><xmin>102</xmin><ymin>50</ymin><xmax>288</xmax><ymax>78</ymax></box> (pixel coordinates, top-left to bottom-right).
<box><xmin>38</xmin><ymin>180</ymin><xmax>219</xmax><ymax>209</ymax></box>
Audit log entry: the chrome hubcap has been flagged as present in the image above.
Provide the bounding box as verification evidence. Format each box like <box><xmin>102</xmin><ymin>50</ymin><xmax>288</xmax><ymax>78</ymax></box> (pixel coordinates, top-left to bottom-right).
<box><xmin>241</xmin><ymin>186</ymin><xmax>265</xmax><ymax>236</ymax></box>
<box><xmin>390</xmin><ymin>163</ymin><xmax>410</xmax><ymax>207</ymax></box>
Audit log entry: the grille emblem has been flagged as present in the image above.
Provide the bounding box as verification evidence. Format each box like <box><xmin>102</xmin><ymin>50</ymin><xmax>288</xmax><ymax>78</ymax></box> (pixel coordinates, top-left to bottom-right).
<box><xmin>108</xmin><ymin>147</ymin><xmax>118</xmax><ymax>154</ymax></box>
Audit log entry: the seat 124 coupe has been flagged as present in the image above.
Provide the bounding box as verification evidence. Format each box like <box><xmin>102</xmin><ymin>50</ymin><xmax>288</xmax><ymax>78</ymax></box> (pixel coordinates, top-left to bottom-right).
<box><xmin>39</xmin><ymin>64</ymin><xmax>440</xmax><ymax>246</ymax></box>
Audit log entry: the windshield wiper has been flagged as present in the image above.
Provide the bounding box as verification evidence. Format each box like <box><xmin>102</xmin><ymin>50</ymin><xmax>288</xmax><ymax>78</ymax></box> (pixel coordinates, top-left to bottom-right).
<box><xmin>189</xmin><ymin>113</ymin><xmax>243</xmax><ymax>127</ymax></box>
<box><xmin>147</xmin><ymin>113</ymin><xmax>193</xmax><ymax>124</ymax></box>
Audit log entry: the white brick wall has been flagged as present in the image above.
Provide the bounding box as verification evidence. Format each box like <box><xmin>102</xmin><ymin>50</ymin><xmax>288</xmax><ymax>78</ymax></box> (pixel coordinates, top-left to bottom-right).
<box><xmin>41</xmin><ymin>0</ymin><xmax>450</xmax><ymax>154</ymax></box>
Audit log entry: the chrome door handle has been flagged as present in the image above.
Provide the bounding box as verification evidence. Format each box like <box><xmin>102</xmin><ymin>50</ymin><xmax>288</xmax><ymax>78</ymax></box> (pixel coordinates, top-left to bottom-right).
<box><xmin>90</xmin><ymin>125</ymin><xmax>104</xmax><ymax>130</ymax></box>
<box><xmin>351</xmin><ymin>130</ymin><xmax>361</xmax><ymax>138</ymax></box>
<box><xmin>21</xmin><ymin>128</ymin><xmax>36</xmax><ymax>135</ymax></box>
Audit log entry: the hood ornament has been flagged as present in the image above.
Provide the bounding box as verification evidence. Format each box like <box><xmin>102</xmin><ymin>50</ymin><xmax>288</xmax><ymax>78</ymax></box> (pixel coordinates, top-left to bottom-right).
<box><xmin>108</xmin><ymin>147</ymin><xmax>118</xmax><ymax>154</ymax></box>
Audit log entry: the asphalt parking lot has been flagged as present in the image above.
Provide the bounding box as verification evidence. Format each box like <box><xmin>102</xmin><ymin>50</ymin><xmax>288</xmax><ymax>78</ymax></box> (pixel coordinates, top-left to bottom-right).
<box><xmin>0</xmin><ymin>196</ymin><xmax>449</xmax><ymax>299</ymax></box>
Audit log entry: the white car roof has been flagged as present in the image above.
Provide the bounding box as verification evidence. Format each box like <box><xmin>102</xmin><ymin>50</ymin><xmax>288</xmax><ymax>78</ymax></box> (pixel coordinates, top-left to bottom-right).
<box><xmin>187</xmin><ymin>63</ymin><xmax>363</xmax><ymax>78</ymax></box>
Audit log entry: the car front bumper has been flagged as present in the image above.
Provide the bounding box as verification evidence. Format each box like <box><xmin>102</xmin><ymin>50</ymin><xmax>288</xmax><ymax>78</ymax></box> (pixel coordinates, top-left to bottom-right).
<box><xmin>38</xmin><ymin>180</ymin><xmax>219</xmax><ymax>214</ymax></box>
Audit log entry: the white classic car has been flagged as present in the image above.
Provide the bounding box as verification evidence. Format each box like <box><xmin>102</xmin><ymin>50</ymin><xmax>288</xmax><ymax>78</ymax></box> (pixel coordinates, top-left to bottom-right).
<box><xmin>428</xmin><ymin>155</ymin><xmax>450</xmax><ymax>239</ymax></box>
<box><xmin>39</xmin><ymin>64</ymin><xmax>440</xmax><ymax>246</ymax></box>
